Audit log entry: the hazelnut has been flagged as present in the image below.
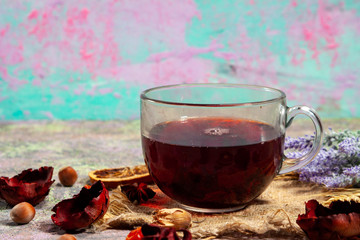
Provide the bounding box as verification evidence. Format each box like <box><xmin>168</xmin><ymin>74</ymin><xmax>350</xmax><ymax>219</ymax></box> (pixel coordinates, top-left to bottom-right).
<box><xmin>57</xmin><ymin>234</ymin><xmax>77</xmax><ymax>240</ymax></box>
<box><xmin>58</xmin><ymin>166</ymin><xmax>78</xmax><ymax>187</ymax></box>
<box><xmin>10</xmin><ymin>202</ymin><xmax>36</xmax><ymax>224</ymax></box>
<box><xmin>153</xmin><ymin>208</ymin><xmax>192</xmax><ymax>230</ymax></box>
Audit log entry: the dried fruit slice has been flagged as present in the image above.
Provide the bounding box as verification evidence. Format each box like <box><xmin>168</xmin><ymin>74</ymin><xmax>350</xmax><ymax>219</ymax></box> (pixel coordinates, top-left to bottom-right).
<box><xmin>88</xmin><ymin>165</ymin><xmax>153</xmax><ymax>189</ymax></box>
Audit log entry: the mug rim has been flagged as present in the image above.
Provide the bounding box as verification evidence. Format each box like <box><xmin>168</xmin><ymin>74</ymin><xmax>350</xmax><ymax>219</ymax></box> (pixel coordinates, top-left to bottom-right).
<box><xmin>141</xmin><ymin>83</ymin><xmax>286</xmax><ymax>107</ymax></box>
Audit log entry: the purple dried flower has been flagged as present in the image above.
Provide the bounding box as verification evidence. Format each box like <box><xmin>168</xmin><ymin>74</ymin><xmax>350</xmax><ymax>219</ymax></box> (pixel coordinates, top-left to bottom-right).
<box><xmin>285</xmin><ymin>136</ymin><xmax>313</xmax><ymax>151</ymax></box>
<box><xmin>338</xmin><ymin>137</ymin><xmax>360</xmax><ymax>156</ymax></box>
<box><xmin>285</xmin><ymin>130</ymin><xmax>360</xmax><ymax>188</ymax></box>
<box><xmin>343</xmin><ymin>165</ymin><xmax>360</xmax><ymax>177</ymax></box>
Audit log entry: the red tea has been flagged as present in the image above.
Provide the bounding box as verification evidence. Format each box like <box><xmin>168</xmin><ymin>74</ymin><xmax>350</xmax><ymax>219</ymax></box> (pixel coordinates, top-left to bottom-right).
<box><xmin>142</xmin><ymin>117</ymin><xmax>284</xmax><ymax>209</ymax></box>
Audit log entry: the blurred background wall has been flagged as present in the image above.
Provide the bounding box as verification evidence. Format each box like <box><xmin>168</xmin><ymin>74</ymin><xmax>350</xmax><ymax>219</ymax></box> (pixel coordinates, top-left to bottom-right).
<box><xmin>0</xmin><ymin>0</ymin><xmax>359</xmax><ymax>120</ymax></box>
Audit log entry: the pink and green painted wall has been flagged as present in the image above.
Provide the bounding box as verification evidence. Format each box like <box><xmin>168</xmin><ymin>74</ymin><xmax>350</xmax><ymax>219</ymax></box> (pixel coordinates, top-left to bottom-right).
<box><xmin>1</xmin><ymin>0</ymin><xmax>359</xmax><ymax>120</ymax></box>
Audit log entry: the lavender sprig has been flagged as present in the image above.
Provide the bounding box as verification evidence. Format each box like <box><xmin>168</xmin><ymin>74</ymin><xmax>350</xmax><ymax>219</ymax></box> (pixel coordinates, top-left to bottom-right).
<box><xmin>285</xmin><ymin>130</ymin><xmax>360</xmax><ymax>188</ymax></box>
<box><xmin>285</xmin><ymin>135</ymin><xmax>313</xmax><ymax>151</ymax></box>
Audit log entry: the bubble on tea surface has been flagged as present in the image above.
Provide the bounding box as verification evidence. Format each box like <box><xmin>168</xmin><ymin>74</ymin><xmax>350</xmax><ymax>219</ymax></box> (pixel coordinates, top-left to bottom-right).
<box><xmin>204</xmin><ymin>128</ymin><xmax>230</xmax><ymax>136</ymax></box>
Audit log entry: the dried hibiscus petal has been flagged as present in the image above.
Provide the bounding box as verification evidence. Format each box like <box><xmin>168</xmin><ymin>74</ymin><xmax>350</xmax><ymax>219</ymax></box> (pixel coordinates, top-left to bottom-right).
<box><xmin>297</xmin><ymin>199</ymin><xmax>360</xmax><ymax>240</ymax></box>
<box><xmin>122</xmin><ymin>183</ymin><xmax>155</xmax><ymax>203</ymax></box>
<box><xmin>126</xmin><ymin>224</ymin><xmax>192</xmax><ymax>240</ymax></box>
<box><xmin>126</xmin><ymin>227</ymin><xmax>144</xmax><ymax>240</ymax></box>
<box><xmin>0</xmin><ymin>166</ymin><xmax>55</xmax><ymax>206</ymax></box>
<box><xmin>51</xmin><ymin>180</ymin><xmax>109</xmax><ymax>230</ymax></box>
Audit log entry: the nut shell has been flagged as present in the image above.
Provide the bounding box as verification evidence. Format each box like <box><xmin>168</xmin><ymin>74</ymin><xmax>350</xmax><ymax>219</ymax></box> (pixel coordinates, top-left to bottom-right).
<box><xmin>10</xmin><ymin>202</ymin><xmax>36</xmax><ymax>224</ymax></box>
<box><xmin>153</xmin><ymin>208</ymin><xmax>192</xmax><ymax>230</ymax></box>
<box><xmin>58</xmin><ymin>166</ymin><xmax>78</xmax><ymax>187</ymax></box>
<box><xmin>57</xmin><ymin>234</ymin><xmax>77</xmax><ymax>240</ymax></box>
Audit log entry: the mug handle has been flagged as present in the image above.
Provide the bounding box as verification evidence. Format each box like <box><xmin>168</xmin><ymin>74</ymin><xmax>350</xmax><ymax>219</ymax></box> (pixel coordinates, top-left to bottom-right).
<box><xmin>279</xmin><ymin>106</ymin><xmax>323</xmax><ymax>174</ymax></box>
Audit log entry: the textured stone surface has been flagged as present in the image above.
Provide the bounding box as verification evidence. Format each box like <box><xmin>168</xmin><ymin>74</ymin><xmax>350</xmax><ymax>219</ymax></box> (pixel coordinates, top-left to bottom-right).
<box><xmin>0</xmin><ymin>119</ymin><xmax>359</xmax><ymax>239</ymax></box>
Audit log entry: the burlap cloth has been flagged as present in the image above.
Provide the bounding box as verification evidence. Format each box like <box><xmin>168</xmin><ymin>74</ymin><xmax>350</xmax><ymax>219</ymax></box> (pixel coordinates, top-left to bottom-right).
<box><xmin>93</xmin><ymin>174</ymin><xmax>338</xmax><ymax>239</ymax></box>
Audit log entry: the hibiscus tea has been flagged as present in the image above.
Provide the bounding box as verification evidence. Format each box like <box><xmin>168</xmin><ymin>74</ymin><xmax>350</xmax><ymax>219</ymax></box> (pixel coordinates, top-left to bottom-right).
<box><xmin>142</xmin><ymin>117</ymin><xmax>284</xmax><ymax>210</ymax></box>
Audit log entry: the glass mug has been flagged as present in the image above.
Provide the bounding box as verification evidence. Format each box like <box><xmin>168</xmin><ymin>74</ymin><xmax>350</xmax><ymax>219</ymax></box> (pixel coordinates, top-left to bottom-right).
<box><xmin>141</xmin><ymin>84</ymin><xmax>323</xmax><ymax>213</ymax></box>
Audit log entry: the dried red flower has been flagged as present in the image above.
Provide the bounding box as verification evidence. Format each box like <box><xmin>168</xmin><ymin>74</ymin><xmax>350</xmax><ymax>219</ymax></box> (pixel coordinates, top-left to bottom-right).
<box><xmin>297</xmin><ymin>199</ymin><xmax>360</xmax><ymax>240</ymax></box>
<box><xmin>126</xmin><ymin>227</ymin><xmax>144</xmax><ymax>240</ymax></box>
<box><xmin>122</xmin><ymin>183</ymin><xmax>155</xmax><ymax>203</ymax></box>
<box><xmin>126</xmin><ymin>224</ymin><xmax>192</xmax><ymax>240</ymax></box>
<box><xmin>51</xmin><ymin>180</ymin><xmax>109</xmax><ymax>230</ymax></box>
<box><xmin>0</xmin><ymin>166</ymin><xmax>55</xmax><ymax>206</ymax></box>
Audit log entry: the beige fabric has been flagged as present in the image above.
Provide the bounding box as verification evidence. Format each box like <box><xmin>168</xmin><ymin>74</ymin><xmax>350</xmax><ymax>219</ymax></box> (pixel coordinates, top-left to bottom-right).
<box><xmin>94</xmin><ymin>175</ymin><xmax>328</xmax><ymax>239</ymax></box>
